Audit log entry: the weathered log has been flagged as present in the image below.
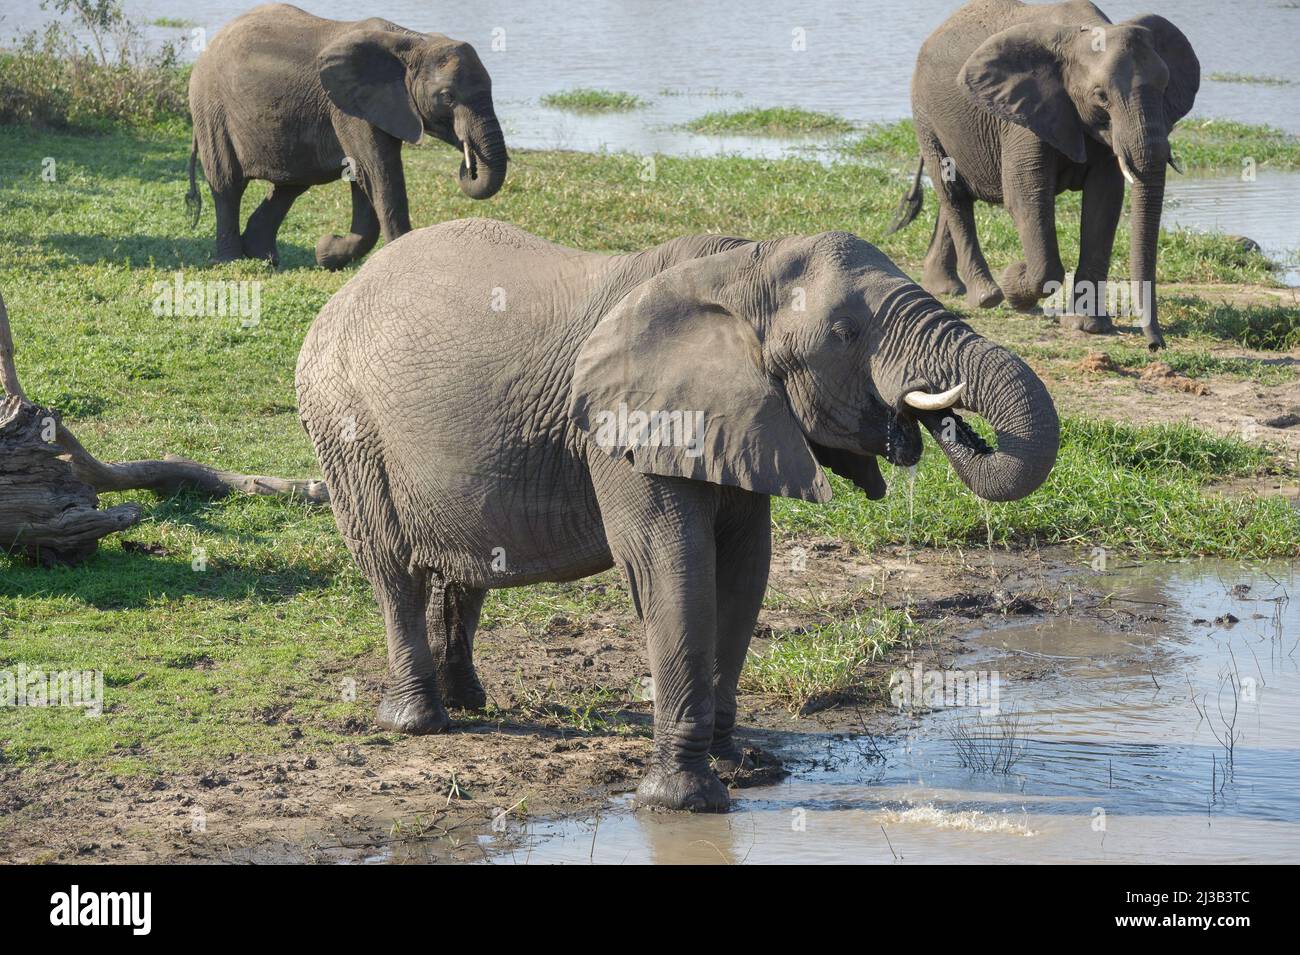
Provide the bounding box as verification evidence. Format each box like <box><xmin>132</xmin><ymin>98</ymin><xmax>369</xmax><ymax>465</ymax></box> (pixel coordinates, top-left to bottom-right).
<box><xmin>0</xmin><ymin>397</ymin><xmax>142</xmax><ymax>566</ymax></box>
<box><xmin>0</xmin><ymin>289</ymin><xmax>328</xmax><ymax>566</ymax></box>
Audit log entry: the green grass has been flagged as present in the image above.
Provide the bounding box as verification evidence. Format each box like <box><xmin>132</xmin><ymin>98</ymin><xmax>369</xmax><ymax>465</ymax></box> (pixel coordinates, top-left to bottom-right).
<box><xmin>1165</xmin><ymin>299</ymin><xmax>1300</xmax><ymax>350</ymax></box>
<box><xmin>775</xmin><ymin>417</ymin><xmax>1296</xmax><ymax>559</ymax></box>
<box><xmin>741</xmin><ymin>611</ymin><xmax>916</xmax><ymax>712</ymax></box>
<box><xmin>149</xmin><ymin>17</ymin><xmax>197</xmax><ymax>29</ymax></box>
<box><xmin>1167</xmin><ymin>118</ymin><xmax>1300</xmax><ymax>171</ymax></box>
<box><xmin>0</xmin><ymin>119</ymin><xmax>1296</xmax><ymax>775</ymax></box>
<box><xmin>540</xmin><ymin>88</ymin><xmax>646</xmax><ymax>112</ymax></box>
<box><xmin>683</xmin><ymin>107</ymin><xmax>854</xmax><ymax>137</ymax></box>
<box><xmin>1208</xmin><ymin>72</ymin><xmax>1295</xmax><ymax>86</ymax></box>
<box><xmin>1020</xmin><ymin>341</ymin><xmax>1296</xmax><ymax>386</ymax></box>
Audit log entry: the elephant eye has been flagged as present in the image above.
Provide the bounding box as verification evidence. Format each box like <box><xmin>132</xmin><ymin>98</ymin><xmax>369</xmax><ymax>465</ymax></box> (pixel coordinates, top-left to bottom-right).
<box><xmin>1092</xmin><ymin>87</ymin><xmax>1108</xmax><ymax>105</ymax></box>
<box><xmin>831</xmin><ymin>318</ymin><xmax>859</xmax><ymax>344</ymax></box>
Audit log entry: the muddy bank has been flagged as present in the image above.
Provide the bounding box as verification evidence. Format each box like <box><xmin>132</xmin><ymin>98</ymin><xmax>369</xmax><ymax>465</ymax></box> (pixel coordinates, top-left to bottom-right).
<box><xmin>0</xmin><ymin>538</ymin><xmax>1122</xmax><ymax>864</ymax></box>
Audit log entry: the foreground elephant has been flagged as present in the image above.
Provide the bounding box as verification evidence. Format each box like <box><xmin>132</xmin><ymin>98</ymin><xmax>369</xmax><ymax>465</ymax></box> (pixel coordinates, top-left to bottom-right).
<box><xmin>187</xmin><ymin>3</ymin><xmax>507</xmax><ymax>269</ymax></box>
<box><xmin>890</xmin><ymin>0</ymin><xmax>1199</xmax><ymax>349</ymax></box>
<box><xmin>295</xmin><ymin>219</ymin><xmax>1060</xmax><ymax>811</ymax></box>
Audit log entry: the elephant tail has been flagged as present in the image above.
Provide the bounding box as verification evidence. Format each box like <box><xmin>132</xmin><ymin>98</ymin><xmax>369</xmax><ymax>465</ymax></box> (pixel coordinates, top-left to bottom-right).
<box><xmin>885</xmin><ymin>157</ymin><xmax>924</xmax><ymax>235</ymax></box>
<box><xmin>184</xmin><ymin>135</ymin><xmax>201</xmax><ymax>229</ymax></box>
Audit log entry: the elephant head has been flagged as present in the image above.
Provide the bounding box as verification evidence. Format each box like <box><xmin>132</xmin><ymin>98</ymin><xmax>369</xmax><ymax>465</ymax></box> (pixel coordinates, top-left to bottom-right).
<box><xmin>958</xmin><ymin>12</ymin><xmax>1199</xmax><ymax>349</ymax></box>
<box><xmin>318</xmin><ymin>29</ymin><xmax>508</xmax><ymax>200</ymax></box>
<box><xmin>570</xmin><ymin>233</ymin><xmax>1059</xmax><ymax>504</ymax></box>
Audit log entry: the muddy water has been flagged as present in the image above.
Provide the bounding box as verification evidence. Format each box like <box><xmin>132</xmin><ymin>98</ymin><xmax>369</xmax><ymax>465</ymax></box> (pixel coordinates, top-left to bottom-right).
<box><xmin>478</xmin><ymin>561</ymin><xmax>1300</xmax><ymax>864</ymax></box>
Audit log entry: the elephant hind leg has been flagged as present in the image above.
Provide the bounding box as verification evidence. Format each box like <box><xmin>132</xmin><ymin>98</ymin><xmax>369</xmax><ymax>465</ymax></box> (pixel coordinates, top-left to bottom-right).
<box><xmin>242</xmin><ymin>183</ymin><xmax>308</xmax><ymax>266</ymax></box>
<box><xmin>210</xmin><ymin>178</ymin><xmax>248</xmax><ymax>264</ymax></box>
<box><xmin>426</xmin><ymin>574</ymin><xmax>488</xmax><ymax>711</ymax></box>
<box><xmin>316</xmin><ymin>181</ymin><xmax>380</xmax><ymax>270</ymax></box>
<box><xmin>314</xmin><ymin>416</ymin><xmax>447</xmax><ymax>734</ymax></box>
<box><xmin>921</xmin><ymin>206</ymin><xmax>966</xmax><ymax>298</ymax></box>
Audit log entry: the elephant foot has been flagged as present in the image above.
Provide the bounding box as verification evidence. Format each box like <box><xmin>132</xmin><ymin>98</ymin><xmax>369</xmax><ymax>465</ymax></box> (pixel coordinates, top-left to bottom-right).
<box><xmin>965</xmin><ymin>278</ymin><xmax>1004</xmax><ymax>309</ymax></box>
<box><xmin>316</xmin><ymin>232</ymin><xmax>377</xmax><ymax>271</ymax></box>
<box><xmin>710</xmin><ymin>741</ymin><xmax>788</xmax><ymax>788</ymax></box>
<box><xmin>635</xmin><ymin>763</ymin><xmax>729</xmax><ymax>813</ymax></box>
<box><xmin>316</xmin><ymin>234</ymin><xmax>360</xmax><ymax>271</ymax></box>
<box><xmin>1144</xmin><ymin>326</ymin><xmax>1166</xmax><ymax>351</ymax></box>
<box><xmin>210</xmin><ymin>247</ymin><xmax>242</xmax><ymax>265</ymax></box>
<box><xmin>1059</xmin><ymin>312</ymin><xmax>1115</xmax><ymax>335</ymax></box>
<box><xmin>376</xmin><ymin>684</ymin><xmax>449</xmax><ymax>735</ymax></box>
<box><xmin>922</xmin><ymin>272</ymin><xmax>966</xmax><ymax>298</ymax></box>
<box><xmin>435</xmin><ymin>662</ymin><xmax>487</xmax><ymax>711</ymax></box>
<box><xmin>1001</xmin><ymin>261</ymin><xmax>1061</xmax><ymax>313</ymax></box>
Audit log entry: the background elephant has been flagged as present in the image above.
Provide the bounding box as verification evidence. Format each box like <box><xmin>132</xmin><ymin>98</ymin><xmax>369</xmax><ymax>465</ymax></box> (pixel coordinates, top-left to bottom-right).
<box><xmin>186</xmin><ymin>3</ymin><xmax>507</xmax><ymax>270</ymax></box>
<box><xmin>889</xmin><ymin>0</ymin><xmax>1199</xmax><ymax>350</ymax></box>
<box><xmin>295</xmin><ymin>218</ymin><xmax>1060</xmax><ymax>811</ymax></box>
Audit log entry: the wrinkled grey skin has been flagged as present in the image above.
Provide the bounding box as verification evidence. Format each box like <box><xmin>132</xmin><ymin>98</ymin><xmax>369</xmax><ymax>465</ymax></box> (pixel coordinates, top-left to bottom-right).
<box><xmin>187</xmin><ymin>3</ymin><xmax>507</xmax><ymax>270</ymax></box>
<box><xmin>890</xmin><ymin>0</ymin><xmax>1199</xmax><ymax>350</ymax></box>
<box><xmin>295</xmin><ymin>219</ymin><xmax>1060</xmax><ymax>811</ymax></box>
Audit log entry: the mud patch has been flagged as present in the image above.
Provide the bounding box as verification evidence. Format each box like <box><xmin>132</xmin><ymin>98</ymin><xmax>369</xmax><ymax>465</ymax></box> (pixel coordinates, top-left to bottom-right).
<box><xmin>0</xmin><ymin>539</ymin><xmax>1112</xmax><ymax>864</ymax></box>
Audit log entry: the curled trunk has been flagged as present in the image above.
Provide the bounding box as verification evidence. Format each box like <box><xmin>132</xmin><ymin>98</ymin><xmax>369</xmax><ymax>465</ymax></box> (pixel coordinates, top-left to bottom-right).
<box><xmin>455</xmin><ymin>100</ymin><xmax>508</xmax><ymax>200</ymax></box>
<box><xmin>926</xmin><ymin>333</ymin><xmax>1060</xmax><ymax>502</ymax></box>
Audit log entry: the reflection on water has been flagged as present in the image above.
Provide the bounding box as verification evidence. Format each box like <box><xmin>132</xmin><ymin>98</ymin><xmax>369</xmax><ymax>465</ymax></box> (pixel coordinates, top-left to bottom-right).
<box><xmin>479</xmin><ymin>561</ymin><xmax>1300</xmax><ymax>863</ymax></box>
<box><xmin>5</xmin><ymin>0</ymin><xmax>1299</xmax><ymax>144</ymax></box>
<box><xmin>1164</xmin><ymin>171</ymin><xmax>1300</xmax><ymax>286</ymax></box>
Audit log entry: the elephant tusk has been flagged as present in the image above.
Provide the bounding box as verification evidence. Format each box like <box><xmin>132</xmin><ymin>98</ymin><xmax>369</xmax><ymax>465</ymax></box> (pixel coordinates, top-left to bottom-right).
<box><xmin>903</xmin><ymin>382</ymin><xmax>965</xmax><ymax>411</ymax></box>
<box><xmin>1168</xmin><ymin>155</ymin><xmax>1183</xmax><ymax>174</ymax></box>
<box><xmin>463</xmin><ymin>140</ymin><xmax>473</xmax><ymax>170</ymax></box>
<box><xmin>1116</xmin><ymin>152</ymin><xmax>1136</xmax><ymax>185</ymax></box>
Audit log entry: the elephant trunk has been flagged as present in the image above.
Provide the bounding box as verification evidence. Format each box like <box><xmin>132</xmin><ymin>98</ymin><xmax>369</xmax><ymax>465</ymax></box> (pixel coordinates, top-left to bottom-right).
<box><xmin>454</xmin><ymin>99</ymin><xmax>508</xmax><ymax>200</ymax></box>
<box><xmin>922</xmin><ymin>332</ymin><xmax>1060</xmax><ymax>502</ymax></box>
<box><xmin>1114</xmin><ymin>108</ymin><xmax>1169</xmax><ymax>349</ymax></box>
<box><xmin>1127</xmin><ymin>160</ymin><xmax>1167</xmax><ymax>350</ymax></box>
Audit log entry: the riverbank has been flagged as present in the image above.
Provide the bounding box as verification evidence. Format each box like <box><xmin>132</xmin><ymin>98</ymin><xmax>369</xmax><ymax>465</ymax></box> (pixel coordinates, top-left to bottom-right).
<box><xmin>1</xmin><ymin>118</ymin><xmax>1298</xmax><ymax>862</ymax></box>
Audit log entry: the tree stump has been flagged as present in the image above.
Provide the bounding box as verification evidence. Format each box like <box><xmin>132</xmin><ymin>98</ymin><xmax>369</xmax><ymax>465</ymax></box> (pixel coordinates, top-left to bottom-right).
<box><xmin>0</xmin><ymin>289</ymin><xmax>328</xmax><ymax>567</ymax></box>
<box><xmin>0</xmin><ymin>397</ymin><xmax>141</xmax><ymax>566</ymax></box>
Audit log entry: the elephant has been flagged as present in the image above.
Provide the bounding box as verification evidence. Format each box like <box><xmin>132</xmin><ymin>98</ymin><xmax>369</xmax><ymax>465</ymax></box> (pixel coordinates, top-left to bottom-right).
<box><xmin>186</xmin><ymin>3</ymin><xmax>507</xmax><ymax>270</ymax></box>
<box><xmin>888</xmin><ymin>0</ymin><xmax>1199</xmax><ymax>350</ymax></box>
<box><xmin>295</xmin><ymin>218</ymin><xmax>1060</xmax><ymax>811</ymax></box>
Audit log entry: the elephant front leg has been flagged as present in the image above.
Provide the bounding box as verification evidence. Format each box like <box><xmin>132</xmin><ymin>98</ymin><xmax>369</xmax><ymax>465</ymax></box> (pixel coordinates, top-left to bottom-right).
<box><xmin>1066</xmin><ymin>160</ymin><xmax>1125</xmax><ymax>335</ymax></box>
<box><xmin>1000</xmin><ymin>134</ymin><xmax>1066</xmax><ymax>313</ymax></box>
<box><xmin>636</xmin><ymin>569</ymin><xmax>729</xmax><ymax>812</ymax></box>
<box><xmin>709</xmin><ymin>495</ymin><xmax>771</xmax><ymax>771</ymax></box>
<box><xmin>595</xmin><ymin>466</ymin><xmax>729</xmax><ymax>812</ymax></box>
<box><xmin>316</xmin><ymin>181</ymin><xmax>380</xmax><ymax>270</ymax></box>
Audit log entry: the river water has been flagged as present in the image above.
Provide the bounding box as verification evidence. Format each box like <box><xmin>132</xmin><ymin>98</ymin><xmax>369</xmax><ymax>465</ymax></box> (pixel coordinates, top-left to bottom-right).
<box><xmin>476</xmin><ymin>562</ymin><xmax>1300</xmax><ymax>864</ymax></box>
<box><xmin>5</xmin><ymin>0</ymin><xmax>1297</xmax><ymax>276</ymax></box>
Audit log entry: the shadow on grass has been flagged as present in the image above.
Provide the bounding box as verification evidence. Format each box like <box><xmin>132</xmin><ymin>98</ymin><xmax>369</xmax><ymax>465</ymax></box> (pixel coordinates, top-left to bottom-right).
<box><xmin>21</xmin><ymin>232</ymin><xmax>321</xmax><ymax>272</ymax></box>
<box><xmin>0</xmin><ymin>548</ymin><xmax>336</xmax><ymax>608</ymax></box>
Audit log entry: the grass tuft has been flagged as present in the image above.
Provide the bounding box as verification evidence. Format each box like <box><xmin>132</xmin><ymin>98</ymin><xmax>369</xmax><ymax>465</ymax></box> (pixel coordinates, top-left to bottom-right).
<box><xmin>1207</xmin><ymin>72</ymin><xmax>1295</xmax><ymax>86</ymax></box>
<box><xmin>741</xmin><ymin>611</ymin><xmax>915</xmax><ymax>712</ymax></box>
<box><xmin>540</xmin><ymin>88</ymin><xmax>646</xmax><ymax>112</ymax></box>
<box><xmin>683</xmin><ymin>107</ymin><xmax>854</xmax><ymax>137</ymax></box>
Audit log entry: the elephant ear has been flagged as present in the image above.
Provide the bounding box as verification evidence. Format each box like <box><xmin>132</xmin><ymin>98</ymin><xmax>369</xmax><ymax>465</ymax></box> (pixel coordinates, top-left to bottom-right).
<box><xmin>569</xmin><ymin>256</ymin><xmax>830</xmax><ymax>503</ymax></box>
<box><xmin>810</xmin><ymin>443</ymin><xmax>886</xmax><ymax>500</ymax></box>
<box><xmin>1126</xmin><ymin>14</ymin><xmax>1200</xmax><ymax>126</ymax></box>
<box><xmin>318</xmin><ymin>30</ymin><xmax>422</xmax><ymax>144</ymax></box>
<box><xmin>959</xmin><ymin>23</ymin><xmax>1088</xmax><ymax>163</ymax></box>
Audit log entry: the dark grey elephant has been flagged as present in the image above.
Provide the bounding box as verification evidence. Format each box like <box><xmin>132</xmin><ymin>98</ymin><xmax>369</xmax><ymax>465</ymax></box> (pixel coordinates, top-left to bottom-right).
<box><xmin>296</xmin><ymin>218</ymin><xmax>1060</xmax><ymax>811</ymax></box>
<box><xmin>889</xmin><ymin>0</ymin><xmax>1199</xmax><ymax>350</ymax></box>
<box><xmin>186</xmin><ymin>3</ymin><xmax>507</xmax><ymax>269</ymax></box>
